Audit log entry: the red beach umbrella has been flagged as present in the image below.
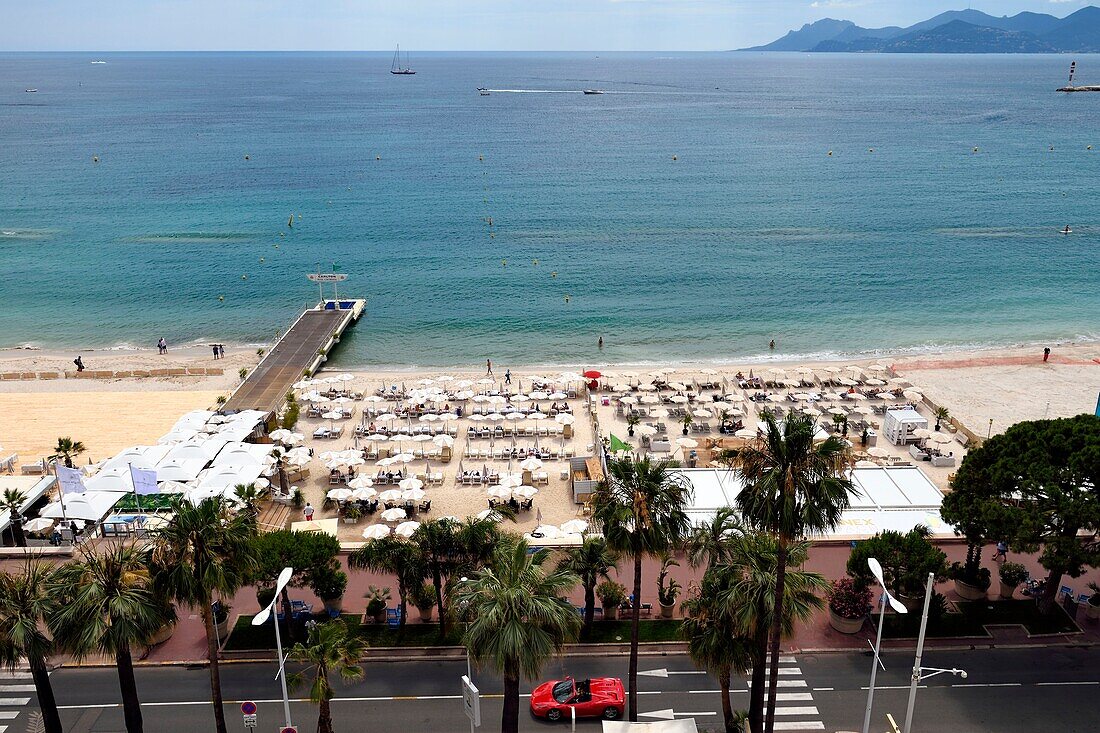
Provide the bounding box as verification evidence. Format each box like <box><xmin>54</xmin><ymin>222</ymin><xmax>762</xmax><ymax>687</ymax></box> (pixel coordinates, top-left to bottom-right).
<box><xmin>583</xmin><ymin>370</ymin><xmax>602</xmax><ymax>379</ymax></box>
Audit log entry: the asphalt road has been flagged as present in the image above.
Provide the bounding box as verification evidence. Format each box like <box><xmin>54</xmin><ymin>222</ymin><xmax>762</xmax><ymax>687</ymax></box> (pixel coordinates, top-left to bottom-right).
<box><xmin>6</xmin><ymin>646</ymin><xmax>1095</xmax><ymax>733</ymax></box>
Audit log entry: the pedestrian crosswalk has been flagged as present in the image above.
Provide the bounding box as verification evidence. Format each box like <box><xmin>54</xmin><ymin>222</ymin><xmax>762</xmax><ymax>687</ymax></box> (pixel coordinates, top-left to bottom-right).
<box><xmin>747</xmin><ymin>656</ymin><xmax>825</xmax><ymax>731</ymax></box>
<box><xmin>0</xmin><ymin>670</ymin><xmax>35</xmax><ymax>732</ymax></box>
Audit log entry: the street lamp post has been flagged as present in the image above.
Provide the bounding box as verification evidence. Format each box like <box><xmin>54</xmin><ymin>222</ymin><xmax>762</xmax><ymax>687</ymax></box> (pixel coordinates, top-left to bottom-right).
<box><xmin>902</xmin><ymin>572</ymin><xmax>966</xmax><ymax>733</ymax></box>
<box><xmin>252</xmin><ymin>566</ymin><xmax>295</xmax><ymax>730</ymax></box>
<box><xmin>861</xmin><ymin>558</ymin><xmax>907</xmax><ymax>733</ymax></box>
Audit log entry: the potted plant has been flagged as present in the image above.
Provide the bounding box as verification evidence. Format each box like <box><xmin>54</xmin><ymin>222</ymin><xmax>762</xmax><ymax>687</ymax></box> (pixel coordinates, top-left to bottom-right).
<box><xmin>597</xmin><ymin>580</ymin><xmax>627</xmax><ymax>621</ymax></box>
<box><xmin>212</xmin><ymin>600</ymin><xmax>232</xmax><ymax>641</ymax></box>
<box><xmin>949</xmin><ymin>561</ymin><xmax>991</xmax><ymax>601</ymax></box>
<box><xmin>291</xmin><ymin>488</ymin><xmax>304</xmax><ymax>510</ymax></box>
<box><xmin>341</xmin><ymin>504</ymin><xmax>362</xmax><ymax>525</ymax></box>
<box><xmin>315</xmin><ymin>569</ymin><xmax>348</xmax><ymax>614</ymax></box>
<box><xmin>147</xmin><ymin>602</ymin><xmax>178</xmax><ymax>646</ymax></box>
<box><xmin>828</xmin><ymin>578</ymin><xmax>872</xmax><ymax>634</ymax></box>
<box><xmin>410</xmin><ymin>581</ymin><xmax>436</xmax><ymax>622</ymax></box>
<box><xmin>680</xmin><ymin>414</ymin><xmax>693</xmax><ymax>435</ymax></box>
<box><xmin>626</xmin><ymin>414</ymin><xmax>640</xmax><ymax>438</ymax></box>
<box><xmin>365</xmin><ymin>585</ymin><xmax>391</xmax><ymax>624</ymax></box>
<box><xmin>1082</xmin><ymin>582</ymin><xmax>1100</xmax><ymax>621</ymax></box>
<box><xmin>933</xmin><ymin>406</ymin><xmax>950</xmax><ymax>431</ymax></box>
<box><xmin>998</xmin><ymin>562</ymin><xmax>1028</xmax><ymax>600</ymax></box>
<box><xmin>256</xmin><ymin>585</ymin><xmax>277</xmax><ymax>610</ymax></box>
<box><xmin>656</xmin><ymin>556</ymin><xmax>681</xmax><ymax>619</ymax></box>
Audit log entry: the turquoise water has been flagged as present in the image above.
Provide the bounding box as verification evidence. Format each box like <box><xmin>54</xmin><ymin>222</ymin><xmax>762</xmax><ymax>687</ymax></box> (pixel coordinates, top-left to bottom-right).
<box><xmin>1</xmin><ymin>52</ymin><xmax>1097</xmax><ymax>367</ymax></box>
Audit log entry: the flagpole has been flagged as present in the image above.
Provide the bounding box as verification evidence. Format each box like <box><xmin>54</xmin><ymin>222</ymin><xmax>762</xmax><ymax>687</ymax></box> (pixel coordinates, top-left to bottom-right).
<box><xmin>52</xmin><ymin>461</ymin><xmax>69</xmax><ymax>525</ymax></box>
<box><xmin>129</xmin><ymin>463</ymin><xmax>141</xmax><ymax>514</ymax></box>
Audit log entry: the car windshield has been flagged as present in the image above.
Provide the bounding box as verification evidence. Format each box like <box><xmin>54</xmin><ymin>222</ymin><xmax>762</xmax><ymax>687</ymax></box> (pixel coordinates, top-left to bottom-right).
<box><xmin>552</xmin><ymin>680</ymin><xmax>575</xmax><ymax>703</ymax></box>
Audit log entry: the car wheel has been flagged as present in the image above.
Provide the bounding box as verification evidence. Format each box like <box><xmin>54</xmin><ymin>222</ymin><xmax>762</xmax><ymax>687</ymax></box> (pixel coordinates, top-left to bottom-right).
<box><xmin>603</xmin><ymin>707</ymin><xmax>621</xmax><ymax>720</ymax></box>
<box><xmin>547</xmin><ymin>709</ymin><xmax>562</xmax><ymax>721</ymax></box>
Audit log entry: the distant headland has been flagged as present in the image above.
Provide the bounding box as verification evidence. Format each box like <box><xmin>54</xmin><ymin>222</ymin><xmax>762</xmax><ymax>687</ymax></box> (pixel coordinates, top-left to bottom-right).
<box><xmin>740</xmin><ymin>6</ymin><xmax>1100</xmax><ymax>54</ymax></box>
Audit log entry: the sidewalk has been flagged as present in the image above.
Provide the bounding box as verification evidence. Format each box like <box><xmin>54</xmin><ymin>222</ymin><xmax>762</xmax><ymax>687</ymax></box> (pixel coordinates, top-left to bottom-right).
<box><xmin>135</xmin><ymin>539</ymin><xmax>1099</xmax><ymax>666</ymax></box>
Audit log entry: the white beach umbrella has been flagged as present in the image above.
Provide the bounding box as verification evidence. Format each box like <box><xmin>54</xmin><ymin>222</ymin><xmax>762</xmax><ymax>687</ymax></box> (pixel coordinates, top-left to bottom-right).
<box><xmin>675</xmin><ymin>437</ymin><xmax>698</xmax><ymax>449</ymax></box>
<box><xmin>867</xmin><ymin>364</ymin><xmax>888</xmax><ymax>372</ymax></box>
<box><xmin>505</xmin><ymin>411</ymin><xmax>526</xmax><ymax>421</ymax></box>
<box><xmin>555</xmin><ymin>414</ymin><xmax>575</xmax><ymax>425</ymax></box>
<box><xmin>532</xmin><ymin>525</ymin><xmax>562</xmax><ymax>539</ymax></box>
<box><xmin>912</xmin><ymin>428</ymin><xmax>933</xmax><ymax>439</ymax></box>
<box><xmin>351</xmin><ymin>487</ymin><xmax>377</xmax><ymax>501</ymax></box>
<box><xmin>650</xmin><ymin>408</ymin><xmax>669</xmax><ymax>418</ymax></box>
<box><xmin>476</xmin><ymin>509</ymin><xmax>503</xmax><ymax>522</ymax></box>
<box><xmin>514</xmin><ymin>485</ymin><xmax>539</xmax><ymax>499</ymax></box>
<box><xmin>867</xmin><ymin>447</ymin><xmax>891</xmax><ymax>458</ymax></box>
<box><xmin>399</xmin><ymin>477</ymin><xmax>424</xmax><ymax>491</ymax></box>
<box><xmin>499</xmin><ymin>473</ymin><xmax>523</xmax><ymax>488</ymax></box>
<box><xmin>865</xmin><ymin>378</ymin><xmax>887</xmax><ymax>387</ymax></box>
<box><xmin>326</xmin><ymin>488</ymin><xmax>353</xmax><ymax>501</ymax></box>
<box><xmin>547</xmin><ymin>391</ymin><xmax>567</xmax><ymax>400</ymax></box>
<box><xmin>486</xmin><ymin>485</ymin><xmax>512</xmax><ymax>499</ymax></box>
<box><xmin>378</xmin><ymin>489</ymin><xmax>403</xmax><ymax>502</ymax></box>
<box><xmin>766</xmin><ymin>394</ymin><xmax>786</xmax><ymax>403</ymax></box>
<box><xmin>486</xmin><ymin>413</ymin><xmax>505</xmax><ymax>422</ymax></box>
<box><xmin>433</xmin><ymin>434</ymin><xmax>455</xmax><ymax>447</ymax></box>
<box><xmin>619</xmin><ymin>395</ymin><xmax>638</xmax><ymax>405</ymax></box>
<box><xmin>394</xmin><ymin>521</ymin><xmax>421</xmax><ymax>538</ymax></box>
<box><xmin>419</xmin><ymin>413</ymin><xmax>439</xmax><ymax>423</ymax></box>
<box><xmin>855</xmin><ymin>460</ymin><xmax>878</xmax><ymax>468</ymax></box>
<box><xmin>438</xmin><ymin>412</ymin><xmax>459</xmax><ymax>421</ymax></box>
<box><xmin>928</xmin><ymin>432</ymin><xmax>953</xmax><ymax>445</ymax></box>
<box><xmin>693</xmin><ymin>408</ymin><xmax>712</xmax><ymax>418</ymax></box>
<box><xmin>637</xmin><ymin>383</ymin><xmax>658</xmax><ymax>392</ymax></box>
<box><xmin>511</xmin><ymin>394</ymin><xmax>531</xmax><ymax>404</ymax></box>
<box><xmin>669</xmin><ymin>382</ymin><xmax>688</xmax><ymax>391</ymax></box>
<box><xmin>639</xmin><ymin>394</ymin><xmax>660</xmax><ymax>404</ymax></box>
<box><xmin>846</xmin><ymin>392</ymin><xmax>868</xmax><ymax>401</ymax></box>
<box><xmin>402</xmin><ymin>488</ymin><xmax>426</xmax><ymax>501</ymax></box>
<box><xmin>363</xmin><ymin>524</ymin><xmax>392</xmax><ymax>540</ymax></box>
<box><xmin>321</xmin><ymin>410</ymin><xmax>344</xmax><ymax>420</ymax></box>
<box><xmin>612</xmin><ymin>384</ymin><xmax>631</xmax><ymax>393</ymax></box>
<box><xmin>829</xmin><ymin>407</ymin><xmax>848</xmax><ymax>416</ymax></box>
<box><xmin>529</xmin><ymin>391</ymin><xmax>549</xmax><ymax>400</ymax></box>
<box><xmin>735</xmin><ymin>428</ymin><xmax>757</xmax><ymax>439</ymax></box>
<box><xmin>380</xmin><ymin>507</ymin><xmax>407</xmax><ymax>522</ymax></box>
<box><xmin>876</xmin><ymin>392</ymin><xmax>897</xmax><ymax>400</ymax></box>
<box><xmin>365</xmin><ymin>434</ymin><xmax>389</xmax><ymax>442</ymax></box>
<box><xmin>669</xmin><ymin>395</ymin><xmax>689</xmax><ymax>404</ymax></box>
<box><xmin>376</xmin><ymin>413</ymin><xmax>398</xmax><ymax>421</ymax></box>
<box><xmin>24</xmin><ymin>517</ymin><xmax>55</xmax><ymax>533</ymax></box>
<box><xmin>519</xmin><ymin>457</ymin><xmax>544</xmax><ymax>471</ymax></box>
<box><xmin>903</xmin><ymin>390</ymin><xmax>924</xmax><ymax>401</ymax></box>
<box><xmin>560</xmin><ymin>519</ymin><xmax>588</xmax><ymax>535</ymax></box>
<box><xmin>330</xmin><ymin>396</ymin><xmax>354</xmax><ymax>405</ymax></box>
<box><xmin>635</xmin><ymin>424</ymin><xmax>658</xmax><ymax>437</ymax></box>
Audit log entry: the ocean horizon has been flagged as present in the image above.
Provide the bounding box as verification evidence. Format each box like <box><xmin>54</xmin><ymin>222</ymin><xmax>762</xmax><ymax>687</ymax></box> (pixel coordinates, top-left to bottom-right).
<box><xmin>2</xmin><ymin>52</ymin><xmax>1097</xmax><ymax>367</ymax></box>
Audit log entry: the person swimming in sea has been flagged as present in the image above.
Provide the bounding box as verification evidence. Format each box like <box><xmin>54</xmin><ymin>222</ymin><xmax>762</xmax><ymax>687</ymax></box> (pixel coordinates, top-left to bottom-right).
<box><xmin>769</xmin><ymin>339</ymin><xmax>775</xmax><ymax>350</ymax></box>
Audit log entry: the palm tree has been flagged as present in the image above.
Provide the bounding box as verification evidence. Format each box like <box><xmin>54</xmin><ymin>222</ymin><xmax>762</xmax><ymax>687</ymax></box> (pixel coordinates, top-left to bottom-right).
<box><xmin>734</xmin><ymin>412</ymin><xmax>852</xmax><ymax>733</ymax></box>
<box><xmin>50</xmin><ymin>436</ymin><xmax>86</xmax><ymax>468</ymax></box>
<box><xmin>349</xmin><ymin>536</ymin><xmax>422</xmax><ymax>631</ymax></box>
<box><xmin>686</xmin><ymin>506</ymin><xmax>745</xmax><ymax>571</ymax></box>
<box><xmin>1</xmin><ymin>489</ymin><xmax>27</xmax><ymax>547</ymax></box>
<box><xmin>289</xmin><ymin>619</ymin><xmax>366</xmax><ymax>733</ymax></box>
<box><xmin>592</xmin><ymin>456</ymin><xmax>691</xmax><ymax>721</ymax></box>
<box><xmin>0</xmin><ymin>561</ymin><xmax>63</xmax><ymax>733</ymax></box>
<box><xmin>231</xmin><ymin>483</ymin><xmax>268</xmax><ymax>528</ymax></box>
<box><xmin>680</xmin><ymin>583</ymin><xmax>754</xmax><ymax>733</ymax></box>
<box><xmin>151</xmin><ymin>498</ymin><xmax>256</xmax><ymax>733</ymax></box>
<box><xmin>50</xmin><ymin>543</ymin><xmax>174</xmax><ymax>733</ymax></box>
<box><xmin>454</xmin><ymin>538</ymin><xmax>580</xmax><ymax>733</ymax></box>
<box><xmin>558</xmin><ymin>536</ymin><xmax>619</xmax><ymax>636</ymax></box>
<box><xmin>410</xmin><ymin>519</ymin><xmax>462</xmax><ymax>638</ymax></box>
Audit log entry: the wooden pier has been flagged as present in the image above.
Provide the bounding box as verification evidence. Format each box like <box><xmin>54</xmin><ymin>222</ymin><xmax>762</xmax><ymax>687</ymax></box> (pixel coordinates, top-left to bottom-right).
<box><xmin>222</xmin><ymin>299</ymin><xmax>366</xmax><ymax>414</ymax></box>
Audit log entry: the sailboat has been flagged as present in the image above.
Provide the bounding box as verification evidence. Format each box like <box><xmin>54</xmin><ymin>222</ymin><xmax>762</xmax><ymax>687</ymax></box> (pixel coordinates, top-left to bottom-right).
<box><xmin>1058</xmin><ymin>61</ymin><xmax>1100</xmax><ymax>92</ymax></box>
<box><xmin>390</xmin><ymin>45</ymin><xmax>416</xmax><ymax>75</ymax></box>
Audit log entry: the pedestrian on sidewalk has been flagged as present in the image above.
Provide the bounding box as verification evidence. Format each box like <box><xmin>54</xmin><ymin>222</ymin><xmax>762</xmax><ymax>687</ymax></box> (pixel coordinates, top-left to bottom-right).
<box><xmin>303</xmin><ymin>502</ymin><xmax>315</xmax><ymax>521</ymax></box>
<box><xmin>992</xmin><ymin>540</ymin><xmax>1008</xmax><ymax>562</ymax></box>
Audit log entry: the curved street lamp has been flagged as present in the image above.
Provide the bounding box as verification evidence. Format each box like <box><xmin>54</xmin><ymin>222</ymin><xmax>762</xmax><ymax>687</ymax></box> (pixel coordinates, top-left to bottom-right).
<box><xmin>252</xmin><ymin>566</ymin><xmax>295</xmax><ymax>730</ymax></box>
<box><xmin>862</xmin><ymin>557</ymin><xmax>907</xmax><ymax>733</ymax></box>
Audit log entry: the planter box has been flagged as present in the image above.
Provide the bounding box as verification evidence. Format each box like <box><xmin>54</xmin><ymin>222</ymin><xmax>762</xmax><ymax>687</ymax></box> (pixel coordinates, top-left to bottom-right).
<box><xmin>999</xmin><ymin>581</ymin><xmax>1017</xmax><ymax>600</ymax></box>
<box><xmin>659</xmin><ymin>602</ymin><xmax>676</xmax><ymax>619</ymax></box>
<box><xmin>323</xmin><ymin>596</ymin><xmax>344</xmax><ymax>614</ymax></box>
<box><xmin>953</xmin><ymin>578</ymin><xmax>989</xmax><ymax>601</ymax></box>
<box><xmin>829</xmin><ymin>608</ymin><xmax>866</xmax><ymax>634</ymax></box>
<box><xmin>1086</xmin><ymin>601</ymin><xmax>1100</xmax><ymax>621</ymax></box>
<box><xmin>417</xmin><ymin>607</ymin><xmax>434</xmax><ymax>623</ymax></box>
<box><xmin>602</xmin><ymin>606</ymin><xmax>619</xmax><ymax>621</ymax></box>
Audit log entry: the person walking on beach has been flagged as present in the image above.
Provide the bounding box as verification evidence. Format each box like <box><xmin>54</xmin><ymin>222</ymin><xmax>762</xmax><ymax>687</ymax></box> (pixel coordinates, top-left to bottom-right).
<box><xmin>992</xmin><ymin>540</ymin><xmax>1008</xmax><ymax>562</ymax></box>
<box><xmin>303</xmin><ymin>502</ymin><xmax>315</xmax><ymax>522</ymax></box>
<box><xmin>73</xmin><ymin>355</ymin><xmax>85</xmax><ymax>372</ymax></box>
<box><xmin>212</xmin><ymin>344</ymin><xmax>219</xmax><ymax>360</ymax></box>
<box><xmin>486</xmin><ymin>359</ymin><xmax>493</xmax><ymax>375</ymax></box>
<box><xmin>218</xmin><ymin>344</ymin><xmax>225</xmax><ymax>359</ymax></box>
<box><xmin>157</xmin><ymin>338</ymin><xmax>167</xmax><ymax>354</ymax></box>
<box><xmin>1043</xmin><ymin>347</ymin><xmax>1051</xmax><ymax>362</ymax></box>
<box><xmin>504</xmin><ymin>369</ymin><xmax>511</xmax><ymax>385</ymax></box>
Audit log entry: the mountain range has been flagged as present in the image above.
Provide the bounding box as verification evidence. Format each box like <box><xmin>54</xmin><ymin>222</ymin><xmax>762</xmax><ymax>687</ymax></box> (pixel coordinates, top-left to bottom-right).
<box><xmin>742</xmin><ymin>6</ymin><xmax>1100</xmax><ymax>53</ymax></box>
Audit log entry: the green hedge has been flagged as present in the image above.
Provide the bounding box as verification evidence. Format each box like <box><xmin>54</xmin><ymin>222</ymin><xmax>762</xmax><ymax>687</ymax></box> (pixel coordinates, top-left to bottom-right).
<box><xmin>882</xmin><ymin>599</ymin><xmax>1079</xmax><ymax>639</ymax></box>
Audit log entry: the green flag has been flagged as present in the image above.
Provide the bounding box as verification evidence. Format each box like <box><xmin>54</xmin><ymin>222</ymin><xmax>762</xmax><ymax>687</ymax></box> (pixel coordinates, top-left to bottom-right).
<box><xmin>609</xmin><ymin>434</ymin><xmax>632</xmax><ymax>453</ymax></box>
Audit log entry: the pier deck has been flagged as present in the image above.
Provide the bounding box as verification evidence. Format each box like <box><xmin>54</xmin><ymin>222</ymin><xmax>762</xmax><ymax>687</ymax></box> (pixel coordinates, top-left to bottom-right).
<box><xmin>223</xmin><ymin>300</ymin><xmax>365</xmax><ymax>414</ymax></box>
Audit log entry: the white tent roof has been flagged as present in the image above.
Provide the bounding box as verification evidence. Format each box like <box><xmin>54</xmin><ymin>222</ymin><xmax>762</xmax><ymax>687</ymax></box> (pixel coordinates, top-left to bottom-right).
<box><xmin>197</xmin><ymin>464</ymin><xmax>263</xmax><ymax>491</ymax></box>
<box><xmin>103</xmin><ymin>445</ymin><xmax>171</xmax><ymax>472</ymax></box>
<box><xmin>885</xmin><ymin>408</ymin><xmax>925</xmax><ymax>423</ymax></box>
<box><xmin>172</xmin><ymin>410</ymin><xmax>215</xmax><ymax>431</ymax></box>
<box><xmin>154</xmin><ymin>457</ymin><xmax>208</xmax><ymax>482</ymax></box>
<box><xmin>0</xmin><ymin>475</ymin><xmax>57</xmax><ymax>533</ymax></box>
<box><xmin>40</xmin><ymin>491</ymin><xmax>124</xmax><ymax>522</ymax></box>
<box><xmin>84</xmin><ymin>467</ymin><xmax>135</xmax><ymax>494</ymax></box>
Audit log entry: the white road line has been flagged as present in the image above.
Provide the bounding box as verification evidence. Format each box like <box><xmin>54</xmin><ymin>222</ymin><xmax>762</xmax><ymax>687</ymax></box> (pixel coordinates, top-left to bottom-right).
<box><xmin>0</xmin><ymin>686</ymin><xmax>35</xmax><ymax>693</ymax></box>
<box><xmin>777</xmin><ymin>693</ymin><xmax>815</xmax><ymax>701</ymax></box>
<box><xmin>812</xmin><ymin>687</ymin><xmax>833</xmax><ymax>692</ymax></box>
<box><xmin>861</xmin><ymin>686</ymin><xmax>924</xmax><ymax>691</ymax></box>
<box><xmin>773</xmin><ymin>722</ymin><xmax>825</xmax><ymax>731</ymax></box>
<box><xmin>774</xmin><ymin>707</ymin><xmax>819</xmax><ymax>716</ymax></box>
<box><xmin>0</xmin><ymin>699</ymin><xmax>29</xmax><ymax>706</ymax></box>
<box><xmin>0</xmin><ymin>713</ymin><xmax>17</xmax><ymax>719</ymax></box>
<box><xmin>777</xmin><ymin>668</ymin><xmax>803</xmax><ymax>676</ymax></box>
<box><xmin>952</xmin><ymin>683</ymin><xmax>1022</xmax><ymax>688</ymax></box>
<box><xmin>1036</xmin><ymin>681</ymin><xmax>1099</xmax><ymax>687</ymax></box>
<box><xmin>748</xmin><ymin>680</ymin><xmax>807</xmax><ymax>688</ymax></box>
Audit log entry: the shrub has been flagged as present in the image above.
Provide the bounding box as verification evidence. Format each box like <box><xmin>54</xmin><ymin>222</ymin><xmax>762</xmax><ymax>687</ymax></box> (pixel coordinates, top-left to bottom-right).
<box><xmin>409</xmin><ymin>582</ymin><xmax>436</xmax><ymax>612</ymax></box>
<box><xmin>290</xmin><ymin>488</ymin><xmax>304</xmax><ymax>509</ymax></box>
<box><xmin>829</xmin><ymin>578</ymin><xmax>872</xmax><ymax>620</ymax></box>
<box><xmin>365</xmin><ymin>585</ymin><xmax>391</xmax><ymax>616</ymax></box>
<box><xmin>256</xmin><ymin>586</ymin><xmax>276</xmax><ymax>610</ymax></box>
<box><xmin>999</xmin><ymin>562</ymin><xmax>1029</xmax><ymax>587</ymax></box>
<box><xmin>949</xmin><ymin>561</ymin><xmax>991</xmax><ymax>591</ymax></box>
<box><xmin>216</xmin><ymin>395</ymin><xmax>227</xmax><ymax>405</ymax></box>
<box><xmin>239</xmin><ymin>367</ymin><xmax>249</xmax><ymax>380</ymax></box>
<box><xmin>656</xmin><ymin>556</ymin><xmax>681</xmax><ymax>606</ymax></box>
<box><xmin>847</xmin><ymin>525</ymin><xmax>947</xmax><ymax>598</ymax></box>
<box><xmin>282</xmin><ymin>400</ymin><xmax>300</xmax><ymax>430</ymax></box>
<box><xmin>313</xmin><ymin>568</ymin><xmax>348</xmax><ymax>601</ymax></box>
<box><xmin>257</xmin><ymin>347</ymin><xmax>266</xmax><ymax>357</ymax></box>
<box><xmin>597</xmin><ymin>580</ymin><xmax>627</xmax><ymax>608</ymax></box>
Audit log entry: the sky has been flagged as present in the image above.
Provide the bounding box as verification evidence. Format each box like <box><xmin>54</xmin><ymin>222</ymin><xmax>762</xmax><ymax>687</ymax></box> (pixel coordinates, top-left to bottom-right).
<box><xmin>0</xmin><ymin>0</ymin><xmax>1092</xmax><ymax>52</ymax></box>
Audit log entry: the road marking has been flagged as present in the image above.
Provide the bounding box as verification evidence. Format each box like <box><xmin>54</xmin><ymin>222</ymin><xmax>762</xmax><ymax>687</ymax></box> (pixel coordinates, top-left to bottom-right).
<box><xmin>0</xmin><ymin>700</ymin><xmax>29</xmax><ymax>707</ymax></box>
<box><xmin>777</xmin><ymin>668</ymin><xmax>803</xmax><ymax>676</ymax></box>
<box><xmin>1036</xmin><ymin>681</ymin><xmax>1100</xmax><ymax>687</ymax></box>
<box><xmin>748</xmin><ymin>680</ymin><xmax>807</xmax><ymax>688</ymax></box>
<box><xmin>774</xmin><ymin>707</ymin><xmax>819</xmax><ymax>716</ymax></box>
<box><xmin>0</xmin><ymin>713</ymin><xmax>17</xmax><ymax>720</ymax></box>
<box><xmin>773</xmin><ymin>723</ymin><xmax>825</xmax><ymax>731</ymax></box>
<box><xmin>640</xmin><ymin>709</ymin><xmax>716</xmax><ymax>719</ymax></box>
<box><xmin>812</xmin><ymin>688</ymin><xmax>833</xmax><ymax>692</ymax></box>
<box><xmin>951</xmin><ymin>683</ymin><xmax>1021</xmax><ymax>688</ymax></box>
<box><xmin>639</xmin><ymin>668</ymin><xmax>707</xmax><ymax>678</ymax></box>
<box><xmin>0</xmin><ymin>686</ymin><xmax>35</xmax><ymax>693</ymax></box>
<box><xmin>861</xmin><ymin>686</ymin><xmax>924</xmax><ymax>691</ymax></box>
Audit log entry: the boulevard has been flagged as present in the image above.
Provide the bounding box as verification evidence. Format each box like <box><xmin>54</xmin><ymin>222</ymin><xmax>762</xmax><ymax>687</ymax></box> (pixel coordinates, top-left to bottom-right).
<box><xmin>15</xmin><ymin>646</ymin><xmax>1096</xmax><ymax>733</ymax></box>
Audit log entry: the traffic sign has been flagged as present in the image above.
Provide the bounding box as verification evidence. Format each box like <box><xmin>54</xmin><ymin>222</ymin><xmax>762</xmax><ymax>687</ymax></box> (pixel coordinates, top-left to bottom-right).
<box><xmin>461</xmin><ymin>675</ymin><xmax>481</xmax><ymax>727</ymax></box>
<box><xmin>241</xmin><ymin>713</ymin><xmax>256</xmax><ymax>729</ymax></box>
<box><xmin>240</xmin><ymin>701</ymin><xmax>257</xmax><ymax>715</ymax></box>
<box><xmin>307</xmin><ymin>273</ymin><xmax>348</xmax><ymax>282</ymax></box>
<box><xmin>280</xmin><ymin>728</ymin><xmax>297</xmax><ymax>733</ymax></box>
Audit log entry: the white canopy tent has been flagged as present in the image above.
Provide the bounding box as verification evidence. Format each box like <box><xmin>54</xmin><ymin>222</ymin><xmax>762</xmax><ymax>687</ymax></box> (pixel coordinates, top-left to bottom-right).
<box><xmin>882</xmin><ymin>408</ymin><xmax>928</xmax><ymax>446</ymax></box>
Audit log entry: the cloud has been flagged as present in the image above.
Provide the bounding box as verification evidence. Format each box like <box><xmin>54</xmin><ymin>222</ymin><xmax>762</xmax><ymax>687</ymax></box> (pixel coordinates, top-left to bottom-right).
<box><xmin>809</xmin><ymin>0</ymin><xmax>871</xmax><ymax>8</ymax></box>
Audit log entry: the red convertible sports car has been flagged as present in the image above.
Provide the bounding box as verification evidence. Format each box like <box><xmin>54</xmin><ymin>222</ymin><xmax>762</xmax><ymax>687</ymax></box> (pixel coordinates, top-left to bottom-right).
<box><xmin>530</xmin><ymin>677</ymin><xmax>625</xmax><ymax>721</ymax></box>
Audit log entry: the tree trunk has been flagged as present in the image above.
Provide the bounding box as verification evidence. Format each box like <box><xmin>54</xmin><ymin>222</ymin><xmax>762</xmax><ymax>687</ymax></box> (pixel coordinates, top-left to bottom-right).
<box><xmin>764</xmin><ymin>539</ymin><xmax>789</xmax><ymax>733</ymax></box>
<box><xmin>203</xmin><ymin>604</ymin><xmax>229</xmax><ymax>733</ymax></box>
<box><xmin>397</xmin><ymin>575</ymin><xmax>408</xmax><ymax>633</ymax></box>
<box><xmin>280</xmin><ymin>586</ymin><xmax>295</xmax><ymax>641</ymax></box>
<box><xmin>583</xmin><ymin>579</ymin><xmax>596</xmax><ymax>636</ymax></box>
<box><xmin>433</xmin><ymin>567</ymin><xmax>447</xmax><ymax>638</ymax></box>
<box><xmin>29</xmin><ymin>652</ymin><xmax>62</xmax><ymax>733</ymax></box>
<box><xmin>116</xmin><ymin>642</ymin><xmax>144</xmax><ymax>733</ymax></box>
<box><xmin>501</xmin><ymin>671</ymin><xmax>520</xmax><ymax>733</ymax></box>
<box><xmin>628</xmin><ymin>553</ymin><xmax>642</xmax><ymax>721</ymax></box>
<box><xmin>719</xmin><ymin>667</ymin><xmax>734</xmax><ymax>733</ymax></box>
<box><xmin>748</xmin><ymin>609</ymin><xmax>768</xmax><ymax>733</ymax></box>
<box><xmin>1039</xmin><ymin>566</ymin><xmax>1063</xmax><ymax>614</ymax></box>
<box><xmin>318</xmin><ymin>694</ymin><xmax>334</xmax><ymax>733</ymax></box>
<box><xmin>11</xmin><ymin>516</ymin><xmax>26</xmax><ymax>547</ymax></box>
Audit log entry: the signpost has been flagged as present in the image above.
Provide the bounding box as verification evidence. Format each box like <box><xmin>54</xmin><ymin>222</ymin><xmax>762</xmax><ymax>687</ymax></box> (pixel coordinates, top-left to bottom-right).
<box><xmin>279</xmin><ymin>728</ymin><xmax>298</xmax><ymax>733</ymax></box>
<box><xmin>240</xmin><ymin>700</ymin><xmax>257</xmax><ymax>729</ymax></box>
<box><xmin>461</xmin><ymin>674</ymin><xmax>481</xmax><ymax>733</ymax></box>
<box><xmin>307</xmin><ymin>272</ymin><xmax>349</xmax><ymax>303</ymax></box>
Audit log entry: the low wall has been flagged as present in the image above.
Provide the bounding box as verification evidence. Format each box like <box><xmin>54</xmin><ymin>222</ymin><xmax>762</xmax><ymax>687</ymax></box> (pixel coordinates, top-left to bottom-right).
<box><xmin>0</xmin><ymin>369</ymin><xmax>224</xmax><ymax>381</ymax></box>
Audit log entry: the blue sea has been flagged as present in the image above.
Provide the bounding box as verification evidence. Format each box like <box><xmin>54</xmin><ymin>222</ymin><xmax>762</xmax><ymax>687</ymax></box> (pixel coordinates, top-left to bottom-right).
<box><xmin>1</xmin><ymin>52</ymin><xmax>1097</xmax><ymax>367</ymax></box>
